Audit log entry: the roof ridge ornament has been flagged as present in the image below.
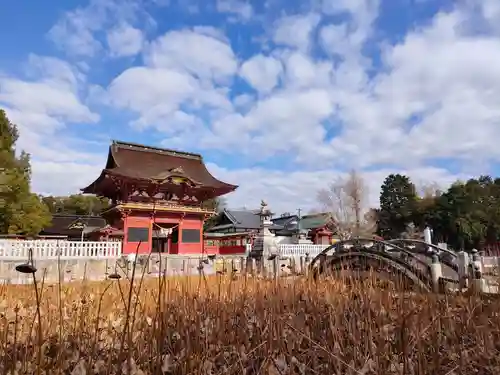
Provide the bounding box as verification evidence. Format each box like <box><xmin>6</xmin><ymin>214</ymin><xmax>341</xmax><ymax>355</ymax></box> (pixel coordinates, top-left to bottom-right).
<box><xmin>169</xmin><ymin>166</ymin><xmax>185</xmax><ymax>174</ymax></box>
<box><xmin>151</xmin><ymin>167</ymin><xmax>186</xmax><ymax>181</ymax></box>
<box><xmin>68</xmin><ymin>219</ymin><xmax>86</xmax><ymax>230</ymax></box>
<box><xmin>150</xmin><ymin>172</ymin><xmax>171</xmax><ymax>181</ymax></box>
<box><xmin>260</xmin><ymin>200</ymin><xmax>267</xmax><ymax>212</ymax></box>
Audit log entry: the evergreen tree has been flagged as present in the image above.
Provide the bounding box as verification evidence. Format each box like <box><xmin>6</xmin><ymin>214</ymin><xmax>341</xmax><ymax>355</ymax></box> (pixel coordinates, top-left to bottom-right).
<box><xmin>430</xmin><ymin>176</ymin><xmax>500</xmax><ymax>250</ymax></box>
<box><xmin>378</xmin><ymin>174</ymin><xmax>417</xmax><ymax>238</ymax></box>
<box><xmin>42</xmin><ymin>194</ymin><xmax>111</xmax><ymax>215</ymax></box>
<box><xmin>0</xmin><ymin>109</ymin><xmax>51</xmax><ymax>235</ymax></box>
<box><xmin>375</xmin><ymin>174</ymin><xmax>500</xmax><ymax>250</ymax></box>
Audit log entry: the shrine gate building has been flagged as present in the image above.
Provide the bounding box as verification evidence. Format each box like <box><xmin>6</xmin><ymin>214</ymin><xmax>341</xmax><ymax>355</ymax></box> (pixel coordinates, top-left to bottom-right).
<box><xmin>81</xmin><ymin>141</ymin><xmax>238</xmax><ymax>255</ymax></box>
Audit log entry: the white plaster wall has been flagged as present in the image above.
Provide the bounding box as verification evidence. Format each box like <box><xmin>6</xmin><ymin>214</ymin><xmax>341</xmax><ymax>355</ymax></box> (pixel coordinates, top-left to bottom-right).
<box><xmin>275</xmin><ymin>236</ymin><xmax>293</xmax><ymax>244</ymax></box>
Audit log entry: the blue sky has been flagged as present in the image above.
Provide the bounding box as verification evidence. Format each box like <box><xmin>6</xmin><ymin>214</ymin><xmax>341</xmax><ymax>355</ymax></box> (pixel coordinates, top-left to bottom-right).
<box><xmin>1</xmin><ymin>0</ymin><xmax>499</xmax><ymax>213</ymax></box>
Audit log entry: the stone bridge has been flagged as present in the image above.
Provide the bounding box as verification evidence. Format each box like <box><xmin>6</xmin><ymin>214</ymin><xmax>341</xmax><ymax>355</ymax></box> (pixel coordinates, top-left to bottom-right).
<box><xmin>308</xmin><ymin>238</ymin><xmax>497</xmax><ymax>293</ymax></box>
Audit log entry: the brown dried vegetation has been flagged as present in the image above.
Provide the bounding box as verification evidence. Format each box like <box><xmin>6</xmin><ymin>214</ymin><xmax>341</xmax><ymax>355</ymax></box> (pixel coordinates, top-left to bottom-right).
<box><xmin>0</xmin><ymin>274</ymin><xmax>500</xmax><ymax>374</ymax></box>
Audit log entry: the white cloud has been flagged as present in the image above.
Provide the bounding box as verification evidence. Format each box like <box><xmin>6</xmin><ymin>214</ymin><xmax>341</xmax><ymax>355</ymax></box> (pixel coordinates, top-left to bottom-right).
<box><xmin>143</xmin><ymin>29</ymin><xmax>238</xmax><ymax>83</ymax></box>
<box><xmin>0</xmin><ymin>55</ymin><xmax>101</xmax><ymax>196</ymax></box>
<box><xmin>24</xmin><ymin>54</ymin><xmax>86</xmax><ymax>88</ymax></box>
<box><xmin>208</xmin><ymin>164</ymin><xmax>469</xmax><ymax>213</ymax></box>
<box><xmin>0</xmin><ymin>81</ymin><xmax>96</xmax><ymax>129</ymax></box>
<box><xmin>216</xmin><ymin>0</ymin><xmax>253</xmax><ymax>21</ymax></box>
<box><xmin>103</xmin><ymin>27</ymin><xmax>239</xmax><ymax>147</ymax></box>
<box><xmin>107</xmin><ymin>65</ymin><xmax>232</xmax><ymax>133</ymax></box>
<box><xmin>326</xmin><ymin>6</ymin><xmax>500</xmax><ymax>169</ymax></box>
<box><xmin>192</xmin><ymin>26</ymin><xmax>229</xmax><ymax>42</ymax></box>
<box><xmin>239</xmin><ymin>54</ymin><xmax>282</xmax><ymax>93</ymax></box>
<box><xmin>48</xmin><ymin>0</ymin><xmax>152</xmax><ymax>57</ymax></box>
<box><xmin>5</xmin><ymin>0</ymin><xmax>500</xmax><ymax>214</ymax></box>
<box><xmin>233</xmin><ymin>93</ymin><xmax>254</xmax><ymax>109</ymax></box>
<box><xmin>0</xmin><ymin>56</ymin><xmax>98</xmax><ymax>135</ymax></box>
<box><xmin>280</xmin><ymin>51</ymin><xmax>333</xmax><ymax>89</ymax></box>
<box><xmin>273</xmin><ymin>13</ymin><xmax>321</xmax><ymax>51</ymax></box>
<box><xmin>48</xmin><ymin>11</ymin><xmax>101</xmax><ymax>57</ymax></box>
<box><xmin>321</xmin><ymin>0</ymin><xmax>380</xmax><ymax>48</ymax></box>
<box><xmin>99</xmin><ymin>1</ymin><xmax>500</xmax><ymax>174</ymax></box>
<box><xmin>31</xmin><ymin>160</ymin><xmax>105</xmax><ymax>197</ymax></box>
<box><xmin>106</xmin><ymin>23</ymin><xmax>144</xmax><ymax>57</ymax></box>
<box><xmin>109</xmin><ymin>67</ymin><xmax>197</xmax><ymax>113</ymax></box>
<box><xmin>29</xmin><ymin>157</ymin><xmax>468</xmax><ymax>215</ymax></box>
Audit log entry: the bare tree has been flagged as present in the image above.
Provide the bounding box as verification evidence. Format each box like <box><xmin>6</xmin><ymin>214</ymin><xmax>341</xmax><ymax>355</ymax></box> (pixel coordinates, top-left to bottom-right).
<box><xmin>416</xmin><ymin>181</ymin><xmax>442</xmax><ymax>199</ymax></box>
<box><xmin>362</xmin><ymin>208</ymin><xmax>378</xmax><ymax>237</ymax></box>
<box><xmin>402</xmin><ymin>222</ymin><xmax>419</xmax><ymax>239</ymax></box>
<box><xmin>317</xmin><ymin>170</ymin><xmax>375</xmax><ymax>240</ymax></box>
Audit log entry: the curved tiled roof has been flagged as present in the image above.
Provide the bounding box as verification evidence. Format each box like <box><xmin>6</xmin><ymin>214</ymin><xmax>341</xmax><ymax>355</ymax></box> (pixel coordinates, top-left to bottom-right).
<box><xmin>81</xmin><ymin>141</ymin><xmax>238</xmax><ymax>196</ymax></box>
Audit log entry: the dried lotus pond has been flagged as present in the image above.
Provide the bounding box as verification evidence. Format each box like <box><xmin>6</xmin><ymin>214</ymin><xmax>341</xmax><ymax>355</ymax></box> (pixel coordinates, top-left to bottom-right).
<box><xmin>0</xmin><ymin>275</ymin><xmax>499</xmax><ymax>374</ymax></box>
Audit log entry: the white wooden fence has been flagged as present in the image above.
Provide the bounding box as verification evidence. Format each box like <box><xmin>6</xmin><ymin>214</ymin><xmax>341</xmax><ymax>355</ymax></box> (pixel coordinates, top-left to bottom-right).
<box><xmin>245</xmin><ymin>244</ymin><xmax>252</xmax><ymax>254</ymax></box>
<box><xmin>279</xmin><ymin>244</ymin><xmax>327</xmax><ymax>257</ymax></box>
<box><xmin>0</xmin><ymin>240</ymin><xmax>122</xmax><ymax>260</ymax></box>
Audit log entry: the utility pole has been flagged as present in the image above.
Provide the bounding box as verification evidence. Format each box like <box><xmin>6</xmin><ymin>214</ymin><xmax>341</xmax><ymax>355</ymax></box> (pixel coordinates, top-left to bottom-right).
<box><xmin>297</xmin><ymin>208</ymin><xmax>302</xmax><ymax>234</ymax></box>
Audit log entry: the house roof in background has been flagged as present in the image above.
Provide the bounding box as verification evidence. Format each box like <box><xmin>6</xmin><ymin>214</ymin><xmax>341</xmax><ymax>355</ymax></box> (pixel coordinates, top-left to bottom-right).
<box><xmin>300</xmin><ymin>213</ymin><xmax>331</xmax><ymax>229</ymax></box>
<box><xmin>40</xmin><ymin>214</ymin><xmax>107</xmax><ymax>237</ymax></box>
<box><xmin>271</xmin><ymin>215</ymin><xmax>298</xmax><ymax>226</ymax></box>
<box><xmin>208</xmin><ymin>209</ymin><xmax>284</xmax><ymax>232</ymax></box>
<box><xmin>222</xmin><ymin>209</ymin><xmax>262</xmax><ymax>229</ymax></box>
<box><xmin>272</xmin><ymin>212</ymin><xmax>331</xmax><ymax>232</ymax></box>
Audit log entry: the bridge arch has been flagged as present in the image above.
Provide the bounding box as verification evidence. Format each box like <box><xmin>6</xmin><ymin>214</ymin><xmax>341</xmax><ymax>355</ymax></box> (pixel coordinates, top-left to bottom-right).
<box><xmin>313</xmin><ymin>249</ymin><xmax>432</xmax><ymax>291</ymax></box>
<box><xmin>386</xmin><ymin>238</ymin><xmax>459</xmax><ymax>277</ymax></box>
<box><xmin>309</xmin><ymin>237</ymin><xmax>459</xmax><ymax>292</ymax></box>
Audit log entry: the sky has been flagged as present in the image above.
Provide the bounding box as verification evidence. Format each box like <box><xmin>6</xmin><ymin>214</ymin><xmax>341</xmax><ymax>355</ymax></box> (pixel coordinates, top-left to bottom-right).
<box><xmin>1</xmin><ymin>0</ymin><xmax>500</xmax><ymax>214</ymax></box>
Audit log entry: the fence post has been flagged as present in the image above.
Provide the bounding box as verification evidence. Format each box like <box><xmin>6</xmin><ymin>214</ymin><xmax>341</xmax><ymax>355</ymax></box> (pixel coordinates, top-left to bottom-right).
<box><xmin>457</xmin><ymin>251</ymin><xmax>469</xmax><ymax>290</ymax></box>
<box><xmin>299</xmin><ymin>256</ymin><xmax>305</xmax><ymax>274</ymax></box>
<box><xmin>289</xmin><ymin>257</ymin><xmax>296</xmax><ymax>275</ymax></box>
<box><xmin>472</xmin><ymin>263</ymin><xmax>483</xmax><ymax>293</ymax></box>
<box><xmin>430</xmin><ymin>253</ymin><xmax>442</xmax><ymax>293</ymax></box>
<box><xmin>304</xmin><ymin>253</ymin><xmax>310</xmax><ymax>277</ymax></box>
<box><xmin>471</xmin><ymin>250</ymin><xmax>483</xmax><ymax>293</ymax></box>
<box><xmin>240</xmin><ymin>257</ymin><xmax>245</xmax><ymax>276</ymax></box>
<box><xmin>318</xmin><ymin>253</ymin><xmax>327</xmax><ymax>277</ymax></box>
<box><xmin>272</xmin><ymin>257</ymin><xmax>278</xmax><ymax>281</ymax></box>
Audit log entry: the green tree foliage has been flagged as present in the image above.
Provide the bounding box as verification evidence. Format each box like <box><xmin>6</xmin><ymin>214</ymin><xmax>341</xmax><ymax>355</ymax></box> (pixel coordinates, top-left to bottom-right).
<box><xmin>0</xmin><ymin>109</ymin><xmax>51</xmax><ymax>235</ymax></box>
<box><xmin>378</xmin><ymin>174</ymin><xmax>418</xmax><ymax>238</ymax></box>
<box><xmin>427</xmin><ymin>176</ymin><xmax>500</xmax><ymax>250</ymax></box>
<box><xmin>377</xmin><ymin>173</ymin><xmax>500</xmax><ymax>250</ymax></box>
<box><xmin>201</xmin><ymin>197</ymin><xmax>226</xmax><ymax>213</ymax></box>
<box><xmin>202</xmin><ymin>197</ymin><xmax>227</xmax><ymax>231</ymax></box>
<box><xmin>42</xmin><ymin>194</ymin><xmax>110</xmax><ymax>215</ymax></box>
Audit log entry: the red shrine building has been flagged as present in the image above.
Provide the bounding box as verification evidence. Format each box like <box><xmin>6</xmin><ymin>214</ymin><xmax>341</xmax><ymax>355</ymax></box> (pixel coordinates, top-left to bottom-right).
<box><xmin>81</xmin><ymin>141</ymin><xmax>238</xmax><ymax>255</ymax></box>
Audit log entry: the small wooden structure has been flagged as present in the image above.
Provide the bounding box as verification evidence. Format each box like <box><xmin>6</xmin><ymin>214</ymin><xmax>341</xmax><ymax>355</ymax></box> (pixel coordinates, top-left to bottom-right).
<box><xmin>204</xmin><ymin>232</ymin><xmax>254</xmax><ymax>255</ymax></box>
<box><xmin>39</xmin><ymin>214</ymin><xmax>107</xmax><ymax>240</ymax></box>
<box><xmin>310</xmin><ymin>227</ymin><xmax>333</xmax><ymax>245</ymax></box>
<box><xmin>86</xmin><ymin>225</ymin><xmax>124</xmax><ymax>242</ymax></box>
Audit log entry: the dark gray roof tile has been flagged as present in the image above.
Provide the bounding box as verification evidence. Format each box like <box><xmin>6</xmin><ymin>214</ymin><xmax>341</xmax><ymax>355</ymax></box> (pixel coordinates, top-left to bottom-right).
<box><xmin>224</xmin><ymin>209</ymin><xmax>261</xmax><ymax>229</ymax></box>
